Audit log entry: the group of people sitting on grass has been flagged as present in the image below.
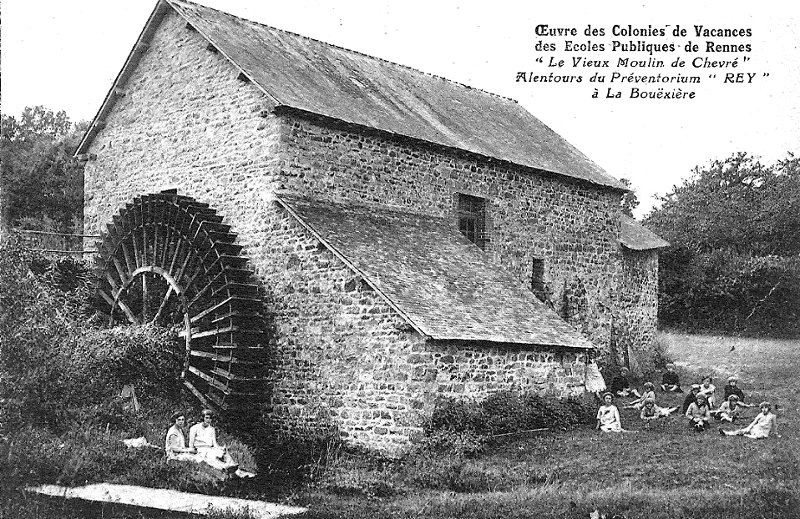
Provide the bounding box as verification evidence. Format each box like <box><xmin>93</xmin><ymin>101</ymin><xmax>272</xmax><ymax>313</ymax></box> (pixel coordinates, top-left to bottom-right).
<box><xmin>596</xmin><ymin>367</ymin><xmax>779</xmax><ymax>438</ymax></box>
<box><xmin>164</xmin><ymin>409</ymin><xmax>254</xmax><ymax>477</ymax></box>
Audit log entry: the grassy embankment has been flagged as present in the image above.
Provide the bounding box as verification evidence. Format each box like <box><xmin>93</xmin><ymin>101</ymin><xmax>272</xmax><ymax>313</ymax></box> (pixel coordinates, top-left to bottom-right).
<box><xmin>4</xmin><ymin>333</ymin><xmax>798</xmax><ymax>519</ymax></box>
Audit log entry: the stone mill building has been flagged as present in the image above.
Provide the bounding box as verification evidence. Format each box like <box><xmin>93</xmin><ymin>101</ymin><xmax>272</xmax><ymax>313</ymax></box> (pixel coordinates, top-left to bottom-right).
<box><xmin>78</xmin><ymin>0</ymin><xmax>668</xmax><ymax>452</ymax></box>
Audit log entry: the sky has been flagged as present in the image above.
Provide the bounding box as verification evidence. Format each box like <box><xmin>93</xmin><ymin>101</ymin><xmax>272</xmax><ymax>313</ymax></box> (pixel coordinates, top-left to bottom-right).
<box><xmin>2</xmin><ymin>1</ymin><xmax>799</xmax><ymax>218</ymax></box>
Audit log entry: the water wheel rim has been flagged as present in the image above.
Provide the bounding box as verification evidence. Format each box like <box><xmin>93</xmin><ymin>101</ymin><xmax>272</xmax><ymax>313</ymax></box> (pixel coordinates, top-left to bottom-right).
<box><xmin>95</xmin><ymin>191</ymin><xmax>266</xmax><ymax>411</ymax></box>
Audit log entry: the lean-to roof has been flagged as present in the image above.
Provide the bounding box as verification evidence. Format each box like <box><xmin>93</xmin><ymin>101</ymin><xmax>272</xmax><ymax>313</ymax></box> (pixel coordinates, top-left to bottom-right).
<box><xmin>620</xmin><ymin>215</ymin><xmax>670</xmax><ymax>251</ymax></box>
<box><xmin>277</xmin><ymin>194</ymin><xmax>593</xmax><ymax>349</ymax></box>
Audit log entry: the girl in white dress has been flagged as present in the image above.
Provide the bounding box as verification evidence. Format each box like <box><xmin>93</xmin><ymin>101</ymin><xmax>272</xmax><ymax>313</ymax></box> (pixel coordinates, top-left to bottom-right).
<box><xmin>189</xmin><ymin>409</ymin><xmax>239</xmax><ymax>472</ymax></box>
<box><xmin>596</xmin><ymin>393</ymin><xmax>625</xmax><ymax>432</ymax></box>
<box><xmin>720</xmin><ymin>401</ymin><xmax>779</xmax><ymax>439</ymax></box>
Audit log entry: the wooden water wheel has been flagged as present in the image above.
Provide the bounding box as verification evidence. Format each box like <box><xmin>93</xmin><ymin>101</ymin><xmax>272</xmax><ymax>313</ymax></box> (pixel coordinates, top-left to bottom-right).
<box><xmin>94</xmin><ymin>191</ymin><xmax>266</xmax><ymax>411</ymax></box>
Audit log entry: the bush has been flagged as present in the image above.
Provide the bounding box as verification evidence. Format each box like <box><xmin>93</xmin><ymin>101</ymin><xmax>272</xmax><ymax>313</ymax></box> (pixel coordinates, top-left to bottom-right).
<box><xmin>658</xmin><ymin>249</ymin><xmax>800</xmax><ymax>337</ymax></box>
<box><xmin>250</xmin><ymin>420</ymin><xmax>345</xmax><ymax>488</ymax></box>
<box><xmin>425</xmin><ymin>391</ymin><xmax>596</xmax><ymax>454</ymax></box>
<box><xmin>0</xmin><ymin>240</ymin><xmax>260</xmax><ymax>495</ymax></box>
<box><xmin>650</xmin><ymin>334</ymin><xmax>674</xmax><ymax>370</ymax></box>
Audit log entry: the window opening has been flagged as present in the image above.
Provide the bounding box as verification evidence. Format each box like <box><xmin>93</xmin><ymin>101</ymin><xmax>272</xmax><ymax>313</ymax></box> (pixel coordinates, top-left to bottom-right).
<box><xmin>457</xmin><ymin>193</ymin><xmax>487</xmax><ymax>250</ymax></box>
<box><xmin>531</xmin><ymin>258</ymin><xmax>546</xmax><ymax>301</ymax></box>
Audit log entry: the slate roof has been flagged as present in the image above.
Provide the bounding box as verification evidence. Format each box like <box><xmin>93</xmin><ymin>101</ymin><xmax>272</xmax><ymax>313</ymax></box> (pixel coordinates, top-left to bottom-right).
<box><xmin>77</xmin><ymin>0</ymin><xmax>624</xmax><ymax>191</ymax></box>
<box><xmin>276</xmin><ymin>194</ymin><xmax>593</xmax><ymax>349</ymax></box>
<box><xmin>620</xmin><ymin>216</ymin><xmax>670</xmax><ymax>251</ymax></box>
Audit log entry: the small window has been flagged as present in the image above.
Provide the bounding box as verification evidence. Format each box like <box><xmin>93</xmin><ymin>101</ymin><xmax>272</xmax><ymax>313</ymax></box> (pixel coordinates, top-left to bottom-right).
<box><xmin>457</xmin><ymin>194</ymin><xmax>487</xmax><ymax>250</ymax></box>
<box><xmin>531</xmin><ymin>258</ymin><xmax>546</xmax><ymax>301</ymax></box>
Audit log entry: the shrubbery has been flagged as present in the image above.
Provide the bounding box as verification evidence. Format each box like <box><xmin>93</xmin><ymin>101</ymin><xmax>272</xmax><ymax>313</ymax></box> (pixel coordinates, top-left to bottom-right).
<box><xmin>424</xmin><ymin>391</ymin><xmax>596</xmax><ymax>456</ymax></box>
<box><xmin>646</xmin><ymin>153</ymin><xmax>800</xmax><ymax>338</ymax></box>
<box><xmin>0</xmin><ymin>239</ymin><xmax>255</xmax><ymax>494</ymax></box>
<box><xmin>658</xmin><ymin>250</ymin><xmax>800</xmax><ymax>337</ymax></box>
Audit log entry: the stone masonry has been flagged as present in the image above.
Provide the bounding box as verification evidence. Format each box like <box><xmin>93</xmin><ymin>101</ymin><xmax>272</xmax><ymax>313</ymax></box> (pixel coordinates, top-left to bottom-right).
<box><xmin>81</xmin><ymin>5</ymin><xmax>660</xmax><ymax>452</ymax></box>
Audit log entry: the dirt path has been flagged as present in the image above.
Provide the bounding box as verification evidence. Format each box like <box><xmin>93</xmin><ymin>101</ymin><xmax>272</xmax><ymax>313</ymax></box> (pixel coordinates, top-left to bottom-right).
<box><xmin>28</xmin><ymin>484</ymin><xmax>307</xmax><ymax>518</ymax></box>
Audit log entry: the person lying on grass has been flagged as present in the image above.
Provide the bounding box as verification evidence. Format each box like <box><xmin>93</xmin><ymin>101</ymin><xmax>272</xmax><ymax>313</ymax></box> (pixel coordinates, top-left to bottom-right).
<box><xmin>165</xmin><ymin>411</ymin><xmax>197</xmax><ymax>461</ymax></box>
<box><xmin>624</xmin><ymin>382</ymin><xmax>657</xmax><ymax>410</ymax></box>
<box><xmin>188</xmin><ymin>409</ymin><xmax>239</xmax><ymax>473</ymax></box>
<box><xmin>686</xmin><ymin>393</ymin><xmax>712</xmax><ymax>431</ymax></box>
<box><xmin>719</xmin><ymin>401</ymin><xmax>779</xmax><ymax>439</ymax></box>
<box><xmin>660</xmin><ymin>364</ymin><xmax>682</xmax><ymax>393</ymax></box>
<box><xmin>681</xmin><ymin>384</ymin><xmax>702</xmax><ymax>414</ymax></box>
<box><xmin>609</xmin><ymin>367</ymin><xmax>641</xmax><ymax>398</ymax></box>
<box><xmin>596</xmin><ymin>392</ymin><xmax>625</xmax><ymax>432</ymax></box>
<box><xmin>711</xmin><ymin>394</ymin><xmax>752</xmax><ymax>423</ymax></box>
<box><xmin>698</xmin><ymin>376</ymin><xmax>717</xmax><ymax>408</ymax></box>
<box><xmin>639</xmin><ymin>398</ymin><xmax>679</xmax><ymax>423</ymax></box>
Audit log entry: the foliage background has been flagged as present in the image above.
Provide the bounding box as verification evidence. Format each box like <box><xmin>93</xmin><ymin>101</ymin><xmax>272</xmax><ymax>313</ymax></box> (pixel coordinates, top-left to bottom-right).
<box><xmin>1</xmin><ymin>106</ymin><xmax>87</xmax><ymax>233</ymax></box>
<box><xmin>645</xmin><ymin>153</ymin><xmax>800</xmax><ymax>337</ymax></box>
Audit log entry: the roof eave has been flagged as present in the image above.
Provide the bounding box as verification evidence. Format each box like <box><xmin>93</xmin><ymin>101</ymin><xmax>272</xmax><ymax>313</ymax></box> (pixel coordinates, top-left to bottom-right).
<box><xmin>621</xmin><ymin>242</ymin><xmax>670</xmax><ymax>251</ymax></box>
<box><xmin>428</xmin><ymin>336</ymin><xmax>594</xmax><ymax>350</ymax></box>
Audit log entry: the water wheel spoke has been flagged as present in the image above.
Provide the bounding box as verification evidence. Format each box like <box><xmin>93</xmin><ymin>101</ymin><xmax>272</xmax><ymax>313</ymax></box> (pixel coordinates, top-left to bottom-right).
<box><xmin>112</xmin><ymin>256</ymin><xmax>129</xmax><ymax>285</ymax></box>
<box><xmin>141</xmin><ymin>272</ymin><xmax>150</xmax><ymax>322</ymax></box>
<box><xmin>168</xmin><ymin>238</ymin><xmax>184</xmax><ymax>277</ymax></box>
<box><xmin>99</xmin><ymin>289</ymin><xmax>139</xmax><ymax>325</ymax></box>
<box><xmin>121</xmin><ymin>240</ymin><xmax>136</xmax><ymax>274</ymax></box>
<box><xmin>152</xmin><ymin>285</ymin><xmax>174</xmax><ymax>324</ymax></box>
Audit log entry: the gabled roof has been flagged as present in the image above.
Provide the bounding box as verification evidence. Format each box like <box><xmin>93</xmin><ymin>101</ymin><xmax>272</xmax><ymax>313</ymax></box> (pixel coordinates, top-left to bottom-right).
<box><xmin>77</xmin><ymin>0</ymin><xmax>625</xmax><ymax>191</ymax></box>
<box><xmin>276</xmin><ymin>194</ymin><xmax>593</xmax><ymax>349</ymax></box>
<box><xmin>620</xmin><ymin>215</ymin><xmax>670</xmax><ymax>251</ymax></box>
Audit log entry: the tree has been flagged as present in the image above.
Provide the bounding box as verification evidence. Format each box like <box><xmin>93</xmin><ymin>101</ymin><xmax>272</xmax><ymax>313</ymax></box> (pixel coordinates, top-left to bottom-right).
<box><xmin>618</xmin><ymin>178</ymin><xmax>640</xmax><ymax>217</ymax></box>
<box><xmin>645</xmin><ymin>152</ymin><xmax>800</xmax><ymax>336</ymax></box>
<box><xmin>0</xmin><ymin>106</ymin><xmax>88</xmax><ymax>233</ymax></box>
<box><xmin>646</xmin><ymin>153</ymin><xmax>800</xmax><ymax>256</ymax></box>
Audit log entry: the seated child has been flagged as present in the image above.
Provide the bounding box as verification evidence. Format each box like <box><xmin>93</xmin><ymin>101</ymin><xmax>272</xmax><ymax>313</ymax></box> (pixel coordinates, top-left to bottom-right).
<box><xmin>660</xmin><ymin>364</ymin><xmax>682</xmax><ymax>392</ymax></box>
<box><xmin>681</xmin><ymin>384</ymin><xmax>701</xmax><ymax>414</ymax></box>
<box><xmin>640</xmin><ymin>398</ymin><xmax>679</xmax><ymax>423</ymax></box>
<box><xmin>720</xmin><ymin>401</ymin><xmax>778</xmax><ymax>439</ymax></box>
<box><xmin>624</xmin><ymin>382</ymin><xmax>657</xmax><ymax>409</ymax></box>
<box><xmin>686</xmin><ymin>394</ymin><xmax>712</xmax><ymax>431</ymax></box>
<box><xmin>596</xmin><ymin>392</ymin><xmax>625</xmax><ymax>432</ymax></box>
<box><xmin>712</xmin><ymin>394</ymin><xmax>751</xmax><ymax>422</ymax></box>
<box><xmin>609</xmin><ymin>367</ymin><xmax>641</xmax><ymax>398</ymax></box>
<box><xmin>698</xmin><ymin>376</ymin><xmax>717</xmax><ymax>408</ymax></box>
<box><xmin>722</xmin><ymin>376</ymin><xmax>752</xmax><ymax>404</ymax></box>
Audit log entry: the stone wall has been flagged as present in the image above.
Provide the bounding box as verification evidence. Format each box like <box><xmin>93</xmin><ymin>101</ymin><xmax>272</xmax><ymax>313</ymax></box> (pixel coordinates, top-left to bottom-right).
<box><xmin>415</xmin><ymin>341</ymin><xmax>590</xmax><ymax>400</ymax></box>
<box><xmin>260</xmin><ymin>205</ymin><xmax>428</xmax><ymax>451</ymax></box>
<box><xmin>618</xmin><ymin>248</ymin><xmax>660</xmax><ymax>372</ymax></box>
<box><xmin>275</xmin><ymin>113</ymin><xmax>624</xmax><ymax>349</ymax></box>
<box><xmin>82</xmin><ymin>10</ymin><xmax>282</xmax><ymax>265</ymax></box>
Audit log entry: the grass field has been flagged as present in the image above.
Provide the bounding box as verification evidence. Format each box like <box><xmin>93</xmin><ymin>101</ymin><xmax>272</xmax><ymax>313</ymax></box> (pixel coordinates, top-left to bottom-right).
<box><xmin>6</xmin><ymin>332</ymin><xmax>799</xmax><ymax>519</ymax></box>
<box><xmin>293</xmin><ymin>332</ymin><xmax>800</xmax><ymax>519</ymax></box>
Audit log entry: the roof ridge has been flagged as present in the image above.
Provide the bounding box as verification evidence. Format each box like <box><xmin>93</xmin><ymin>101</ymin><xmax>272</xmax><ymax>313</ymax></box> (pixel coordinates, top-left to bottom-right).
<box><xmin>168</xmin><ymin>0</ymin><xmax>518</xmax><ymax>104</ymax></box>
